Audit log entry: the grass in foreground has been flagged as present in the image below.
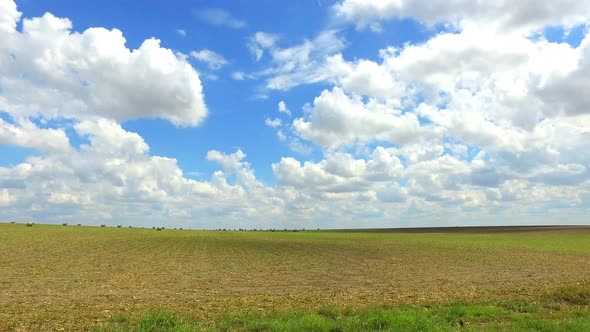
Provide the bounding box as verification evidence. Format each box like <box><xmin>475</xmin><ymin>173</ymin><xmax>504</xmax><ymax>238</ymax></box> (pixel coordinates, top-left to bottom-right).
<box><xmin>96</xmin><ymin>285</ymin><xmax>590</xmax><ymax>331</ymax></box>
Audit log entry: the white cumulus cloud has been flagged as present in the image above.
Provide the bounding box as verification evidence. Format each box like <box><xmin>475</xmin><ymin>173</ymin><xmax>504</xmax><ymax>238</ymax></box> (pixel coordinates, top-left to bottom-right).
<box><xmin>0</xmin><ymin>7</ymin><xmax>207</xmax><ymax>127</ymax></box>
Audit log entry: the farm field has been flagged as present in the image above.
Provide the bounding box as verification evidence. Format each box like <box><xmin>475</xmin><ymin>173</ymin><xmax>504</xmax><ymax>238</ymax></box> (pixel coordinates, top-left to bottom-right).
<box><xmin>1</xmin><ymin>223</ymin><xmax>589</xmax><ymax>331</ymax></box>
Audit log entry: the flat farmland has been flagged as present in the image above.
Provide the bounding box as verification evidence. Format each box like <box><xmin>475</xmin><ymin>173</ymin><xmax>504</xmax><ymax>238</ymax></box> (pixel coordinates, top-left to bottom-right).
<box><xmin>1</xmin><ymin>224</ymin><xmax>589</xmax><ymax>331</ymax></box>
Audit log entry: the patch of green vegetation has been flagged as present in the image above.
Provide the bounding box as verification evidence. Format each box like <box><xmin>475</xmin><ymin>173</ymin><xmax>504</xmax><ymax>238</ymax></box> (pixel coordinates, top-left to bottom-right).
<box><xmin>95</xmin><ymin>299</ymin><xmax>590</xmax><ymax>332</ymax></box>
<box><xmin>545</xmin><ymin>285</ymin><xmax>590</xmax><ymax>305</ymax></box>
<box><xmin>97</xmin><ymin>311</ymin><xmax>198</xmax><ymax>332</ymax></box>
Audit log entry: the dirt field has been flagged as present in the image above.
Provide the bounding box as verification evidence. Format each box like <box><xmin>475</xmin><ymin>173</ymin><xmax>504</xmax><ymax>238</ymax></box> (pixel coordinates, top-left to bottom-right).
<box><xmin>1</xmin><ymin>223</ymin><xmax>589</xmax><ymax>331</ymax></box>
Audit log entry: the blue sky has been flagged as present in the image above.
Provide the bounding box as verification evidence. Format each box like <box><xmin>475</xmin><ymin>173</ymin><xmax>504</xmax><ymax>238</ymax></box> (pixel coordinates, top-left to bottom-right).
<box><xmin>1</xmin><ymin>0</ymin><xmax>590</xmax><ymax>228</ymax></box>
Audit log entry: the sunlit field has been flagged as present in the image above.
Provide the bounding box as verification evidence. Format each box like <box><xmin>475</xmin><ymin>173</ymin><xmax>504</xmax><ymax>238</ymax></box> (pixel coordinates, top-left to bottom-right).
<box><xmin>1</xmin><ymin>223</ymin><xmax>589</xmax><ymax>331</ymax></box>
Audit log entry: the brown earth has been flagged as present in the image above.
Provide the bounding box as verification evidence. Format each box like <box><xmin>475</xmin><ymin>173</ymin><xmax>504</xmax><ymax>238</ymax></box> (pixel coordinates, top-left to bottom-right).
<box><xmin>1</xmin><ymin>223</ymin><xmax>589</xmax><ymax>331</ymax></box>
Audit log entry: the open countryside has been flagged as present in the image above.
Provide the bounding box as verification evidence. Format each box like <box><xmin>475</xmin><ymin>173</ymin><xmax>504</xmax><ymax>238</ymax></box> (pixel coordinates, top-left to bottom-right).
<box><xmin>2</xmin><ymin>0</ymin><xmax>590</xmax><ymax>331</ymax></box>
<box><xmin>1</xmin><ymin>223</ymin><xmax>589</xmax><ymax>331</ymax></box>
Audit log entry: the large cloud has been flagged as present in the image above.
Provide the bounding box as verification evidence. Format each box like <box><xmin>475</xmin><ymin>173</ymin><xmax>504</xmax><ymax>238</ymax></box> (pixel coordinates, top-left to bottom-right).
<box><xmin>273</xmin><ymin>147</ymin><xmax>403</xmax><ymax>192</ymax></box>
<box><xmin>0</xmin><ymin>5</ymin><xmax>207</xmax><ymax>126</ymax></box>
<box><xmin>287</xmin><ymin>21</ymin><xmax>590</xmax><ymax>186</ymax></box>
<box><xmin>271</xmin><ymin>145</ymin><xmax>590</xmax><ymax>222</ymax></box>
<box><xmin>536</xmin><ymin>34</ymin><xmax>590</xmax><ymax>117</ymax></box>
<box><xmin>0</xmin><ymin>119</ymin><xmax>260</xmax><ymax>226</ymax></box>
<box><xmin>334</xmin><ymin>0</ymin><xmax>590</xmax><ymax>34</ymax></box>
<box><xmin>293</xmin><ymin>87</ymin><xmax>435</xmax><ymax>149</ymax></box>
<box><xmin>266</xmin><ymin>1</ymin><xmax>590</xmax><ymax>226</ymax></box>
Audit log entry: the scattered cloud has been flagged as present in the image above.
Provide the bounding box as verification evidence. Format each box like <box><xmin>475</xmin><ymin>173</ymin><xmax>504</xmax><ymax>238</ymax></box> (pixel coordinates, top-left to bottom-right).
<box><xmin>194</xmin><ymin>8</ymin><xmax>246</xmax><ymax>29</ymax></box>
<box><xmin>249</xmin><ymin>29</ymin><xmax>347</xmax><ymax>90</ymax></box>
<box><xmin>278</xmin><ymin>101</ymin><xmax>291</xmax><ymax>116</ymax></box>
<box><xmin>247</xmin><ymin>32</ymin><xmax>280</xmax><ymax>61</ymax></box>
<box><xmin>231</xmin><ymin>71</ymin><xmax>247</xmax><ymax>80</ymax></box>
<box><xmin>176</xmin><ymin>28</ymin><xmax>186</xmax><ymax>36</ymax></box>
<box><xmin>190</xmin><ymin>49</ymin><xmax>229</xmax><ymax>70</ymax></box>
<box><xmin>265</xmin><ymin>117</ymin><xmax>282</xmax><ymax>128</ymax></box>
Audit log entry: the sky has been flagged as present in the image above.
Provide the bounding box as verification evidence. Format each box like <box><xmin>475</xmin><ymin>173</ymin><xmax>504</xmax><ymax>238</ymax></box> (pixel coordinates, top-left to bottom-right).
<box><xmin>1</xmin><ymin>0</ymin><xmax>589</xmax><ymax>229</ymax></box>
